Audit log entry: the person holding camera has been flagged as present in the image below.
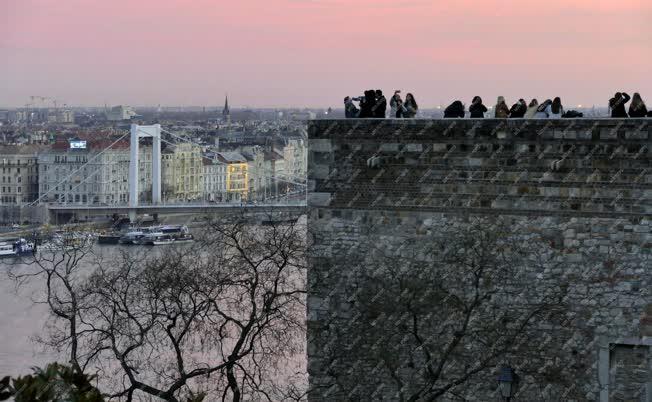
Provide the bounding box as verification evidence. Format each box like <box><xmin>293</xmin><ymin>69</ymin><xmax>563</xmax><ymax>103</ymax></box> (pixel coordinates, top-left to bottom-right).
<box><xmin>344</xmin><ymin>96</ymin><xmax>360</xmax><ymax>118</ymax></box>
<box><xmin>469</xmin><ymin>96</ymin><xmax>488</xmax><ymax>118</ymax></box>
<box><xmin>359</xmin><ymin>89</ymin><xmax>376</xmax><ymax>118</ymax></box>
<box><xmin>609</xmin><ymin>92</ymin><xmax>631</xmax><ymax>117</ymax></box>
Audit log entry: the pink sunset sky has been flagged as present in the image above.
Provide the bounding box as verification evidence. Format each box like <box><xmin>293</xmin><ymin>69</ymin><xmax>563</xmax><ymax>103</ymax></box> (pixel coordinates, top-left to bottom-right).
<box><xmin>2</xmin><ymin>0</ymin><xmax>651</xmax><ymax>108</ymax></box>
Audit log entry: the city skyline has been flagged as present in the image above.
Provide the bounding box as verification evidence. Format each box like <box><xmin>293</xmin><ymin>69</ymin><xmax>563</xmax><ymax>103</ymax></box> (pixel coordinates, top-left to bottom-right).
<box><xmin>2</xmin><ymin>0</ymin><xmax>651</xmax><ymax>108</ymax></box>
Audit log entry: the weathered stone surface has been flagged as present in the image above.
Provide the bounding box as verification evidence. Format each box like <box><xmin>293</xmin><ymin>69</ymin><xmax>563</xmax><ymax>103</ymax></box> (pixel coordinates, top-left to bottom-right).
<box><xmin>308</xmin><ymin>119</ymin><xmax>652</xmax><ymax>401</ymax></box>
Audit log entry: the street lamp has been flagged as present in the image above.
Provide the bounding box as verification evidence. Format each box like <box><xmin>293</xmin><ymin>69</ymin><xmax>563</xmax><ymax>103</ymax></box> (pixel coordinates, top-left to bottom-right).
<box><xmin>497</xmin><ymin>366</ymin><xmax>519</xmax><ymax>401</ymax></box>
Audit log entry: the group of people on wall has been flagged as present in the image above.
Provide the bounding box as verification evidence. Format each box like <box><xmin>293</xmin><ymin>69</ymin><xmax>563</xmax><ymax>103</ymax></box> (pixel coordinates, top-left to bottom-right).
<box><xmin>344</xmin><ymin>91</ymin><xmax>650</xmax><ymax>118</ymax></box>
<box><xmin>445</xmin><ymin>97</ymin><xmax>574</xmax><ymax>119</ymax></box>
<box><xmin>344</xmin><ymin>90</ymin><xmax>418</xmax><ymax>118</ymax></box>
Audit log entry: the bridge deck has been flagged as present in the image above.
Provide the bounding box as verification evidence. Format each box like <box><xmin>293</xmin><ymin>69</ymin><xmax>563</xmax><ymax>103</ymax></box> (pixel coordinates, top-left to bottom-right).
<box><xmin>47</xmin><ymin>203</ymin><xmax>307</xmax><ymax>216</ymax></box>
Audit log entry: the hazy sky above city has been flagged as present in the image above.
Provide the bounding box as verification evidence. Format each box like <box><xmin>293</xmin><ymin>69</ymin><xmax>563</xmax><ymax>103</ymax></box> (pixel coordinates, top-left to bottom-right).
<box><xmin>2</xmin><ymin>0</ymin><xmax>651</xmax><ymax>108</ymax></box>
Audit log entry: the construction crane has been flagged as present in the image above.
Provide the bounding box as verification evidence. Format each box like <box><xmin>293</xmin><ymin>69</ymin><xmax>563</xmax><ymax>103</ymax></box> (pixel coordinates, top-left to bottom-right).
<box><xmin>30</xmin><ymin>96</ymin><xmax>49</xmax><ymax>108</ymax></box>
<box><xmin>30</xmin><ymin>96</ymin><xmax>62</xmax><ymax>110</ymax></box>
<box><xmin>23</xmin><ymin>103</ymin><xmax>34</xmax><ymax>123</ymax></box>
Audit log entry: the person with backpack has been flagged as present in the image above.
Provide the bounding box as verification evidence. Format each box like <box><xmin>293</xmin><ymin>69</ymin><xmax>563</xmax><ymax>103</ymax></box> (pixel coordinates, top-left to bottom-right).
<box><xmin>628</xmin><ymin>93</ymin><xmax>648</xmax><ymax>117</ymax></box>
<box><xmin>609</xmin><ymin>92</ymin><xmax>631</xmax><ymax>117</ymax></box>
<box><xmin>469</xmin><ymin>96</ymin><xmax>488</xmax><ymax>118</ymax></box>
<box><xmin>509</xmin><ymin>99</ymin><xmax>527</xmax><ymax>118</ymax></box>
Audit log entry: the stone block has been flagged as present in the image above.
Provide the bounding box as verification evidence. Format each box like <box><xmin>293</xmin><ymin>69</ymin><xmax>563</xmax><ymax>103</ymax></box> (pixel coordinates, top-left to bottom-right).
<box><xmin>310</xmin><ymin>139</ymin><xmax>332</xmax><ymax>153</ymax></box>
<box><xmin>309</xmin><ymin>192</ymin><xmax>331</xmax><ymax>207</ymax></box>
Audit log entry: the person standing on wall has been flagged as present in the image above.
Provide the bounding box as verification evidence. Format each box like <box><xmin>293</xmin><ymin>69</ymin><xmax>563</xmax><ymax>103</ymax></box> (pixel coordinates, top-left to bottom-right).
<box><xmin>469</xmin><ymin>96</ymin><xmax>488</xmax><ymax>118</ymax></box>
<box><xmin>609</xmin><ymin>92</ymin><xmax>631</xmax><ymax>117</ymax></box>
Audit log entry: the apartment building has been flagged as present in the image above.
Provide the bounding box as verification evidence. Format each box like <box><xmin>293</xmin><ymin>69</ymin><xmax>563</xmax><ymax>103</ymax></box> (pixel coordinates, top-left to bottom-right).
<box><xmin>38</xmin><ymin>137</ymin><xmax>152</xmax><ymax>205</ymax></box>
<box><xmin>161</xmin><ymin>143</ymin><xmax>203</xmax><ymax>202</ymax></box>
<box><xmin>202</xmin><ymin>158</ymin><xmax>227</xmax><ymax>202</ymax></box>
<box><xmin>0</xmin><ymin>145</ymin><xmax>45</xmax><ymax>205</ymax></box>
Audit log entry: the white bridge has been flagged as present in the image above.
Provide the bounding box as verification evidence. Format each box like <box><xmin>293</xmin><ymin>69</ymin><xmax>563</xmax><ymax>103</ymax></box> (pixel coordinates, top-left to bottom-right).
<box><xmin>130</xmin><ymin>124</ymin><xmax>162</xmax><ymax>207</ymax></box>
<box><xmin>29</xmin><ymin>124</ymin><xmax>307</xmax><ymax>223</ymax></box>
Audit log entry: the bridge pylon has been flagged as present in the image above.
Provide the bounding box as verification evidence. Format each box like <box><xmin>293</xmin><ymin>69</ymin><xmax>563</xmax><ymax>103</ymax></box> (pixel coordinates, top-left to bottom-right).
<box><xmin>129</xmin><ymin>124</ymin><xmax>162</xmax><ymax>220</ymax></box>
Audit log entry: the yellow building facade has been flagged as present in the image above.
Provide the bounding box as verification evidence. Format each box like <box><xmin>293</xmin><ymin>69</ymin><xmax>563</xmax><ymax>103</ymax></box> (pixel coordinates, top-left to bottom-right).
<box><xmin>216</xmin><ymin>152</ymin><xmax>249</xmax><ymax>201</ymax></box>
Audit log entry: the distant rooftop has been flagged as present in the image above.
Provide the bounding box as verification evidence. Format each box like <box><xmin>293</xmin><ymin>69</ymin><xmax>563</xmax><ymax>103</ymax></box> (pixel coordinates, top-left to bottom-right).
<box><xmin>215</xmin><ymin>151</ymin><xmax>247</xmax><ymax>164</ymax></box>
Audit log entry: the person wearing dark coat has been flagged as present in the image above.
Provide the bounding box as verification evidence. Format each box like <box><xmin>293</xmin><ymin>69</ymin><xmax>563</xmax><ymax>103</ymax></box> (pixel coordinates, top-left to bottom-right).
<box><xmin>359</xmin><ymin>90</ymin><xmax>376</xmax><ymax>118</ymax></box>
<box><xmin>373</xmin><ymin>89</ymin><xmax>387</xmax><ymax>118</ymax></box>
<box><xmin>609</xmin><ymin>92</ymin><xmax>631</xmax><ymax>117</ymax></box>
<box><xmin>469</xmin><ymin>96</ymin><xmax>487</xmax><ymax>118</ymax></box>
<box><xmin>344</xmin><ymin>96</ymin><xmax>359</xmax><ymax>118</ymax></box>
<box><xmin>509</xmin><ymin>99</ymin><xmax>527</xmax><ymax>118</ymax></box>
<box><xmin>444</xmin><ymin>100</ymin><xmax>465</xmax><ymax>118</ymax></box>
<box><xmin>628</xmin><ymin>93</ymin><xmax>648</xmax><ymax>117</ymax></box>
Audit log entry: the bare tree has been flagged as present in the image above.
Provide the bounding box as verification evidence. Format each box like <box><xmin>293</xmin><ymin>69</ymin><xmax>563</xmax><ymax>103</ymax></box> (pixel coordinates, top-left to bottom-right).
<box><xmin>7</xmin><ymin>227</ymin><xmax>96</xmax><ymax>373</ymax></box>
<box><xmin>4</xmin><ymin>213</ymin><xmax>307</xmax><ymax>401</ymax></box>
<box><xmin>310</xmin><ymin>216</ymin><xmax>634</xmax><ymax>401</ymax></box>
<box><xmin>68</xmin><ymin>213</ymin><xmax>307</xmax><ymax>401</ymax></box>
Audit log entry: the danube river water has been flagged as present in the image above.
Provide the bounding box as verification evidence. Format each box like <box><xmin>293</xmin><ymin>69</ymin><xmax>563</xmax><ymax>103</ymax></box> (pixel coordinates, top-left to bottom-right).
<box><xmin>0</xmin><ymin>266</ymin><xmax>56</xmax><ymax>376</ymax></box>
<box><xmin>0</xmin><ymin>246</ymin><xmax>128</xmax><ymax>376</ymax></box>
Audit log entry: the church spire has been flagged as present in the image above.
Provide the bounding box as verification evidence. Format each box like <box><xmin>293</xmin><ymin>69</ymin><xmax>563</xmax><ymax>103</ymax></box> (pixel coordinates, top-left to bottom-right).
<box><xmin>222</xmin><ymin>94</ymin><xmax>230</xmax><ymax>124</ymax></box>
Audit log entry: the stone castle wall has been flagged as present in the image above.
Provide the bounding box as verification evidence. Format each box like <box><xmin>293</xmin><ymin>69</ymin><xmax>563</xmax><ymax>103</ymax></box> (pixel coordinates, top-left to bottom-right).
<box><xmin>307</xmin><ymin>119</ymin><xmax>651</xmax><ymax>401</ymax></box>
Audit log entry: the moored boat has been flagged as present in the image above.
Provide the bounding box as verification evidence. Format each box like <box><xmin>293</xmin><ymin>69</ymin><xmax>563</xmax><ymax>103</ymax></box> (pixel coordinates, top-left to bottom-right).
<box><xmin>0</xmin><ymin>238</ymin><xmax>36</xmax><ymax>257</ymax></box>
<box><xmin>119</xmin><ymin>229</ymin><xmax>148</xmax><ymax>245</ymax></box>
<box><xmin>98</xmin><ymin>234</ymin><xmax>121</xmax><ymax>245</ymax></box>
<box><xmin>151</xmin><ymin>235</ymin><xmax>175</xmax><ymax>245</ymax></box>
<box><xmin>141</xmin><ymin>225</ymin><xmax>194</xmax><ymax>246</ymax></box>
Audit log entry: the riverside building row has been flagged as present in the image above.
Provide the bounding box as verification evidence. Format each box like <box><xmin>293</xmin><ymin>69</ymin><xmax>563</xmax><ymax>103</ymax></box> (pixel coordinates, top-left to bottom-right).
<box><xmin>0</xmin><ymin>137</ymin><xmax>306</xmax><ymax>206</ymax></box>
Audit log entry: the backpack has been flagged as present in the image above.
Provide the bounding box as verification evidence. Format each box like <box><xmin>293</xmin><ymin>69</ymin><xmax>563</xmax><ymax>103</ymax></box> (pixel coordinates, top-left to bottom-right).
<box><xmin>562</xmin><ymin>110</ymin><xmax>583</xmax><ymax>118</ymax></box>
